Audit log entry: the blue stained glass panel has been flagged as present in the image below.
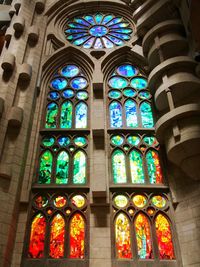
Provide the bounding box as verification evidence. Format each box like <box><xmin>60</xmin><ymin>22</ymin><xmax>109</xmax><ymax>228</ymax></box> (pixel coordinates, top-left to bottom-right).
<box><xmin>140</xmin><ymin>102</ymin><xmax>154</xmax><ymax>128</ymax></box>
<box><xmin>58</xmin><ymin>137</ymin><xmax>70</xmax><ymax>146</ymax></box>
<box><xmin>139</xmin><ymin>91</ymin><xmax>151</xmax><ymax>100</ymax></box>
<box><xmin>131</xmin><ymin>77</ymin><xmax>147</xmax><ymax>90</ymax></box>
<box><xmin>48</xmin><ymin>91</ymin><xmax>60</xmax><ymax>100</ymax></box>
<box><xmin>127</xmin><ymin>136</ymin><xmax>140</xmax><ymax>146</ymax></box>
<box><xmin>61</xmin><ymin>65</ymin><xmax>79</xmax><ymax>77</ymax></box>
<box><xmin>102</xmin><ymin>15</ymin><xmax>113</xmax><ymax>24</ymax></box>
<box><xmin>84</xmin><ymin>15</ymin><xmax>95</xmax><ymax>25</ymax></box>
<box><xmin>83</xmin><ymin>37</ymin><xmax>94</xmax><ymax>48</ymax></box>
<box><xmin>102</xmin><ymin>37</ymin><xmax>114</xmax><ymax>48</ymax></box>
<box><xmin>67</xmin><ymin>33</ymin><xmax>88</xmax><ymax>41</ymax></box>
<box><xmin>75</xmin><ymin>102</ymin><xmax>87</xmax><ymax>128</ymax></box>
<box><xmin>106</xmin><ymin>35</ymin><xmax>124</xmax><ymax>45</ymax></box>
<box><xmin>117</xmin><ymin>65</ymin><xmax>137</xmax><ymax>77</ymax></box>
<box><xmin>51</xmin><ymin>78</ymin><xmax>67</xmax><ymax>90</ymax></box>
<box><xmin>109</xmin><ymin>76</ymin><xmax>128</xmax><ymax>89</ymax></box>
<box><xmin>71</xmin><ymin>77</ymin><xmax>88</xmax><ymax>90</ymax></box>
<box><xmin>74</xmin><ymin>18</ymin><xmax>90</xmax><ymax>26</ymax></box>
<box><xmin>123</xmin><ymin>88</ymin><xmax>136</xmax><ymax>97</ymax></box>
<box><xmin>111</xmin><ymin>135</ymin><xmax>124</xmax><ymax>146</ymax></box>
<box><xmin>94</xmin><ymin>38</ymin><xmax>103</xmax><ymax>49</ymax></box>
<box><xmin>62</xmin><ymin>90</ymin><xmax>74</xmax><ymax>99</ymax></box>
<box><xmin>110</xmin><ymin>33</ymin><xmax>130</xmax><ymax>40</ymax></box>
<box><xmin>110</xmin><ymin>101</ymin><xmax>123</xmax><ymax>128</ymax></box>
<box><xmin>65</xmin><ymin>29</ymin><xmax>87</xmax><ymax>34</ymax></box>
<box><xmin>73</xmin><ymin>36</ymin><xmax>90</xmax><ymax>46</ymax></box>
<box><xmin>89</xmin><ymin>25</ymin><xmax>108</xmax><ymax>37</ymax></box>
<box><xmin>110</xmin><ymin>22</ymin><xmax>129</xmax><ymax>28</ymax></box>
<box><xmin>109</xmin><ymin>90</ymin><xmax>122</xmax><ymax>99</ymax></box>
<box><xmin>125</xmin><ymin>100</ymin><xmax>138</xmax><ymax>128</ymax></box>
<box><xmin>77</xmin><ymin>91</ymin><xmax>88</xmax><ymax>100</ymax></box>
<box><xmin>68</xmin><ymin>23</ymin><xmax>86</xmax><ymax>29</ymax></box>
<box><xmin>107</xmin><ymin>17</ymin><xmax>123</xmax><ymax>26</ymax></box>
<box><xmin>95</xmin><ymin>13</ymin><xmax>103</xmax><ymax>24</ymax></box>
<box><xmin>112</xmin><ymin>28</ymin><xmax>132</xmax><ymax>34</ymax></box>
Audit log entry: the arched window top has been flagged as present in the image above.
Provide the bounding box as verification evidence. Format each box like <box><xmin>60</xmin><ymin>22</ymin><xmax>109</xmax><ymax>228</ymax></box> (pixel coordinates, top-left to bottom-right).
<box><xmin>64</xmin><ymin>13</ymin><xmax>134</xmax><ymax>49</ymax></box>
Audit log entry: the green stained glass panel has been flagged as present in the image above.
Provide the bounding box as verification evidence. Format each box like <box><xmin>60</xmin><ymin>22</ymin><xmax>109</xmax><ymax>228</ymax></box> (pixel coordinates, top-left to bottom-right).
<box><xmin>129</xmin><ymin>150</ymin><xmax>145</xmax><ymax>183</ymax></box>
<box><xmin>39</xmin><ymin>150</ymin><xmax>53</xmax><ymax>184</ymax></box>
<box><xmin>56</xmin><ymin>151</ymin><xmax>69</xmax><ymax>184</ymax></box>
<box><xmin>111</xmin><ymin>135</ymin><xmax>124</xmax><ymax>146</ymax></box>
<box><xmin>127</xmin><ymin>136</ymin><xmax>140</xmax><ymax>146</ymax></box>
<box><xmin>73</xmin><ymin>151</ymin><xmax>86</xmax><ymax>184</ymax></box>
<box><xmin>60</xmin><ymin>101</ymin><xmax>73</xmax><ymax>128</ymax></box>
<box><xmin>42</xmin><ymin>136</ymin><xmax>55</xmax><ymax>147</ymax></box>
<box><xmin>74</xmin><ymin>137</ymin><xmax>87</xmax><ymax>146</ymax></box>
<box><xmin>75</xmin><ymin>102</ymin><xmax>87</xmax><ymax>128</ymax></box>
<box><xmin>143</xmin><ymin>136</ymin><xmax>157</xmax><ymax>146</ymax></box>
<box><xmin>112</xmin><ymin>150</ymin><xmax>127</xmax><ymax>183</ymax></box>
<box><xmin>114</xmin><ymin>195</ymin><xmax>128</xmax><ymax>208</ymax></box>
<box><xmin>140</xmin><ymin>102</ymin><xmax>154</xmax><ymax>128</ymax></box>
<box><xmin>45</xmin><ymin>103</ymin><xmax>58</xmax><ymax>128</ymax></box>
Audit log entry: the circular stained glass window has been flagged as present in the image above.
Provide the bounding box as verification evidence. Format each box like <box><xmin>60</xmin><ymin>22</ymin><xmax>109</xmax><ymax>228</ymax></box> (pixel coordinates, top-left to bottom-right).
<box><xmin>51</xmin><ymin>78</ymin><xmax>67</xmax><ymax>90</ymax></box>
<box><xmin>70</xmin><ymin>77</ymin><xmax>88</xmax><ymax>90</ymax></box>
<box><xmin>111</xmin><ymin>135</ymin><xmax>124</xmax><ymax>146</ymax></box>
<box><xmin>54</xmin><ymin>196</ymin><xmax>67</xmax><ymax>208</ymax></box>
<box><xmin>131</xmin><ymin>77</ymin><xmax>147</xmax><ymax>90</ymax></box>
<box><xmin>71</xmin><ymin>195</ymin><xmax>85</xmax><ymax>208</ymax></box>
<box><xmin>34</xmin><ymin>195</ymin><xmax>48</xmax><ymax>208</ymax></box>
<box><xmin>48</xmin><ymin>91</ymin><xmax>60</xmax><ymax>100</ymax></box>
<box><xmin>152</xmin><ymin>195</ymin><xmax>166</xmax><ymax>208</ymax></box>
<box><xmin>77</xmin><ymin>91</ymin><xmax>88</xmax><ymax>100</ymax></box>
<box><xmin>58</xmin><ymin>136</ymin><xmax>70</xmax><ymax>146</ymax></box>
<box><xmin>117</xmin><ymin>64</ymin><xmax>137</xmax><ymax>77</ymax></box>
<box><xmin>132</xmin><ymin>195</ymin><xmax>147</xmax><ymax>208</ymax></box>
<box><xmin>143</xmin><ymin>136</ymin><xmax>158</xmax><ymax>146</ymax></box>
<box><xmin>42</xmin><ymin>136</ymin><xmax>55</xmax><ymax>147</ymax></box>
<box><xmin>139</xmin><ymin>90</ymin><xmax>151</xmax><ymax>100</ymax></box>
<box><xmin>109</xmin><ymin>76</ymin><xmax>128</xmax><ymax>89</ymax></box>
<box><xmin>62</xmin><ymin>89</ymin><xmax>74</xmax><ymax>98</ymax></box>
<box><xmin>109</xmin><ymin>90</ymin><xmax>122</xmax><ymax>99</ymax></box>
<box><xmin>74</xmin><ymin>137</ymin><xmax>87</xmax><ymax>146</ymax></box>
<box><xmin>65</xmin><ymin>13</ymin><xmax>133</xmax><ymax>49</ymax></box>
<box><xmin>61</xmin><ymin>65</ymin><xmax>79</xmax><ymax>77</ymax></box>
<box><xmin>127</xmin><ymin>136</ymin><xmax>140</xmax><ymax>146</ymax></box>
<box><xmin>114</xmin><ymin>195</ymin><xmax>128</xmax><ymax>208</ymax></box>
<box><xmin>123</xmin><ymin>88</ymin><xmax>136</xmax><ymax>98</ymax></box>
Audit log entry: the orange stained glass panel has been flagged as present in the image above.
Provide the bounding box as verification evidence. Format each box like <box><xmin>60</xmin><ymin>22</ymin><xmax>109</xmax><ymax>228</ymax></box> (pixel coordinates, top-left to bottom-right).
<box><xmin>115</xmin><ymin>213</ymin><xmax>132</xmax><ymax>259</ymax></box>
<box><xmin>50</xmin><ymin>214</ymin><xmax>65</xmax><ymax>258</ymax></box>
<box><xmin>28</xmin><ymin>213</ymin><xmax>46</xmax><ymax>258</ymax></box>
<box><xmin>135</xmin><ymin>213</ymin><xmax>153</xmax><ymax>259</ymax></box>
<box><xmin>70</xmin><ymin>213</ymin><xmax>85</xmax><ymax>258</ymax></box>
<box><xmin>155</xmin><ymin>214</ymin><xmax>175</xmax><ymax>259</ymax></box>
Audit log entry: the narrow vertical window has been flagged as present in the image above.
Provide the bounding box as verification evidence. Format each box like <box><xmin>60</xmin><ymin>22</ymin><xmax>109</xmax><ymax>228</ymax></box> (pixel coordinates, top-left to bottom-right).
<box><xmin>135</xmin><ymin>213</ymin><xmax>153</xmax><ymax>259</ymax></box>
<box><xmin>56</xmin><ymin>151</ymin><xmax>69</xmax><ymax>184</ymax></box>
<box><xmin>129</xmin><ymin>149</ymin><xmax>145</xmax><ymax>183</ymax></box>
<box><xmin>146</xmin><ymin>149</ymin><xmax>163</xmax><ymax>184</ymax></box>
<box><xmin>115</xmin><ymin>213</ymin><xmax>132</xmax><ymax>259</ymax></box>
<box><xmin>125</xmin><ymin>99</ymin><xmax>138</xmax><ymax>127</ymax></box>
<box><xmin>45</xmin><ymin>102</ymin><xmax>58</xmax><ymax>128</ymax></box>
<box><xmin>110</xmin><ymin>101</ymin><xmax>123</xmax><ymax>128</ymax></box>
<box><xmin>50</xmin><ymin>214</ymin><xmax>65</xmax><ymax>258</ymax></box>
<box><xmin>60</xmin><ymin>101</ymin><xmax>73</xmax><ymax>128</ymax></box>
<box><xmin>38</xmin><ymin>150</ymin><xmax>53</xmax><ymax>184</ymax></box>
<box><xmin>155</xmin><ymin>214</ymin><xmax>175</xmax><ymax>260</ymax></box>
<box><xmin>75</xmin><ymin>102</ymin><xmax>87</xmax><ymax>128</ymax></box>
<box><xmin>69</xmin><ymin>213</ymin><xmax>85</xmax><ymax>258</ymax></box>
<box><xmin>73</xmin><ymin>150</ymin><xmax>86</xmax><ymax>184</ymax></box>
<box><xmin>140</xmin><ymin>101</ymin><xmax>154</xmax><ymax>128</ymax></box>
<box><xmin>28</xmin><ymin>213</ymin><xmax>46</xmax><ymax>258</ymax></box>
<box><xmin>112</xmin><ymin>149</ymin><xmax>127</xmax><ymax>183</ymax></box>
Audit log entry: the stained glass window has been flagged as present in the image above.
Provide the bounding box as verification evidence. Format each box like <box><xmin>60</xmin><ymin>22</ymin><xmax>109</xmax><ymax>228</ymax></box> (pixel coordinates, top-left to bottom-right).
<box><xmin>27</xmin><ymin>193</ymin><xmax>88</xmax><ymax>260</ymax></box>
<box><xmin>45</xmin><ymin>64</ymin><xmax>89</xmax><ymax>129</ymax></box>
<box><xmin>108</xmin><ymin>64</ymin><xmax>153</xmax><ymax>128</ymax></box>
<box><xmin>112</xmin><ymin>193</ymin><xmax>175</xmax><ymax>261</ymax></box>
<box><xmin>70</xmin><ymin>213</ymin><xmax>85</xmax><ymax>258</ymax></box>
<box><xmin>110</xmin><ymin>134</ymin><xmax>163</xmax><ymax>184</ymax></box>
<box><xmin>38</xmin><ymin>135</ymin><xmax>88</xmax><ymax>185</ymax></box>
<box><xmin>65</xmin><ymin>13</ymin><xmax>134</xmax><ymax>49</ymax></box>
<box><xmin>155</xmin><ymin>214</ymin><xmax>175</xmax><ymax>259</ymax></box>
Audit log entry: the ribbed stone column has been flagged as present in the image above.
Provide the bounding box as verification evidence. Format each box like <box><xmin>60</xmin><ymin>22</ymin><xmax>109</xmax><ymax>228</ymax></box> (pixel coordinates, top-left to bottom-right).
<box><xmin>135</xmin><ymin>0</ymin><xmax>200</xmax><ymax>180</ymax></box>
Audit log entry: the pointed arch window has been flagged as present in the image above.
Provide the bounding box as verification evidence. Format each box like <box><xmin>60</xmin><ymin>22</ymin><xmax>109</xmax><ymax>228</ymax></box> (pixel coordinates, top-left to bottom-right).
<box><xmin>111</xmin><ymin>134</ymin><xmax>163</xmax><ymax>184</ymax></box>
<box><xmin>45</xmin><ymin>64</ymin><xmax>89</xmax><ymax>129</ymax></box>
<box><xmin>108</xmin><ymin>64</ymin><xmax>154</xmax><ymax>129</ymax></box>
<box><xmin>38</xmin><ymin>135</ymin><xmax>88</xmax><ymax>185</ymax></box>
<box><xmin>112</xmin><ymin>193</ymin><xmax>175</xmax><ymax>261</ymax></box>
<box><xmin>27</xmin><ymin>193</ymin><xmax>88</xmax><ymax>260</ymax></box>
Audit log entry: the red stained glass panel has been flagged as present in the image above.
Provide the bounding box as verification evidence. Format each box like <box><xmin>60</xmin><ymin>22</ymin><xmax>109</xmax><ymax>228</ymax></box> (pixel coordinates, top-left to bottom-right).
<box><xmin>50</xmin><ymin>214</ymin><xmax>65</xmax><ymax>258</ymax></box>
<box><xmin>135</xmin><ymin>213</ymin><xmax>153</xmax><ymax>259</ymax></box>
<box><xmin>28</xmin><ymin>213</ymin><xmax>46</xmax><ymax>258</ymax></box>
<box><xmin>155</xmin><ymin>214</ymin><xmax>175</xmax><ymax>260</ymax></box>
<box><xmin>115</xmin><ymin>213</ymin><xmax>132</xmax><ymax>259</ymax></box>
<box><xmin>69</xmin><ymin>213</ymin><xmax>85</xmax><ymax>258</ymax></box>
